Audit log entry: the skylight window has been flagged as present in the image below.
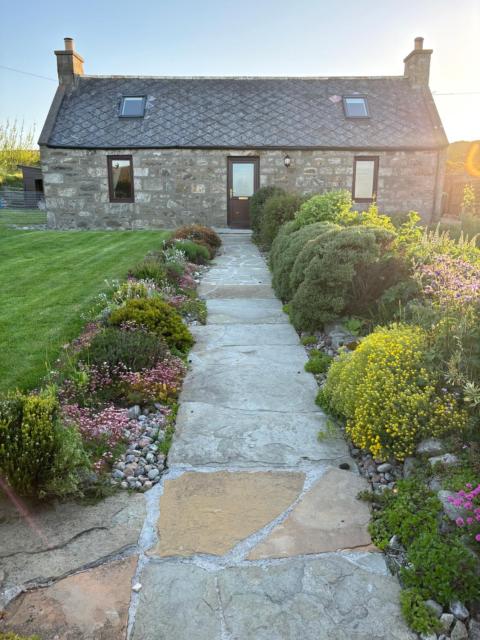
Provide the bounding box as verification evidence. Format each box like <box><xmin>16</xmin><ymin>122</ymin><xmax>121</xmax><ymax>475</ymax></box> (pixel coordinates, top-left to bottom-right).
<box><xmin>343</xmin><ymin>96</ymin><xmax>369</xmax><ymax>118</ymax></box>
<box><xmin>119</xmin><ymin>96</ymin><xmax>146</xmax><ymax>118</ymax></box>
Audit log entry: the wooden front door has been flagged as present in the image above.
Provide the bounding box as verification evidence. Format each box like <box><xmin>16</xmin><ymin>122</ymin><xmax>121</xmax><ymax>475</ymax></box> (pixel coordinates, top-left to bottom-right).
<box><xmin>227</xmin><ymin>157</ymin><xmax>259</xmax><ymax>228</ymax></box>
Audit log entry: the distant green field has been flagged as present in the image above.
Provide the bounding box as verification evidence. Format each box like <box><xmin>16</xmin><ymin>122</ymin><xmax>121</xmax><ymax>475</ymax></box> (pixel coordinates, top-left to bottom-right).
<box><xmin>0</xmin><ymin>210</ymin><xmax>169</xmax><ymax>392</ymax></box>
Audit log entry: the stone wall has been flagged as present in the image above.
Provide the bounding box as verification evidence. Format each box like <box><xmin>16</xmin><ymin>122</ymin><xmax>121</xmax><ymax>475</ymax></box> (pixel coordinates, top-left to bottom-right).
<box><xmin>41</xmin><ymin>146</ymin><xmax>443</xmax><ymax>229</ymax></box>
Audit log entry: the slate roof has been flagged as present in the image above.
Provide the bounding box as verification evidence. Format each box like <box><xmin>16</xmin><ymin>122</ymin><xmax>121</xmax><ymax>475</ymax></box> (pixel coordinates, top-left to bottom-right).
<box><xmin>44</xmin><ymin>76</ymin><xmax>447</xmax><ymax>150</ymax></box>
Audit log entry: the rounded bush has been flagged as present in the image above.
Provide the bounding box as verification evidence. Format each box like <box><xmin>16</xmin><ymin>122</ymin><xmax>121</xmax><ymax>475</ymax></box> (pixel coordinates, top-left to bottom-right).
<box><xmin>108</xmin><ymin>298</ymin><xmax>194</xmax><ymax>353</ymax></box>
<box><xmin>250</xmin><ymin>185</ymin><xmax>285</xmax><ymax>241</ymax></box>
<box><xmin>289</xmin><ymin>226</ymin><xmax>396</xmax><ymax>330</ymax></box>
<box><xmin>80</xmin><ymin>327</ymin><xmax>169</xmax><ymax>372</ymax></box>
<box><xmin>172</xmin><ymin>225</ymin><xmax>222</xmax><ymax>257</ymax></box>
<box><xmin>129</xmin><ymin>256</ymin><xmax>167</xmax><ymax>285</ymax></box>
<box><xmin>323</xmin><ymin>324</ymin><xmax>467</xmax><ymax>459</ymax></box>
<box><xmin>270</xmin><ymin>221</ymin><xmax>337</xmax><ymax>301</ymax></box>
<box><xmin>171</xmin><ymin>239</ymin><xmax>210</xmax><ymax>264</ymax></box>
<box><xmin>259</xmin><ymin>193</ymin><xmax>304</xmax><ymax>249</ymax></box>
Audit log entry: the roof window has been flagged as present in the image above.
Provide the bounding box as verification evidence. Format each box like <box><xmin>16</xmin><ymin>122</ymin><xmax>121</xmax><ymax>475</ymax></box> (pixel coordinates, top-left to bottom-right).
<box><xmin>119</xmin><ymin>96</ymin><xmax>146</xmax><ymax>118</ymax></box>
<box><xmin>343</xmin><ymin>96</ymin><xmax>369</xmax><ymax>118</ymax></box>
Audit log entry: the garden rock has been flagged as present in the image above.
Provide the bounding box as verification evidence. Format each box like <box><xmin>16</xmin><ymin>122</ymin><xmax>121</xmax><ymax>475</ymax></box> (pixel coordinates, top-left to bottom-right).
<box><xmin>377</xmin><ymin>462</ymin><xmax>392</xmax><ymax>473</ymax></box>
<box><xmin>440</xmin><ymin>613</ymin><xmax>454</xmax><ymax>631</ymax></box>
<box><xmin>425</xmin><ymin>599</ymin><xmax>444</xmax><ymax>618</ymax></box>
<box><xmin>128</xmin><ymin>405</ymin><xmax>141</xmax><ymax>419</ymax></box>
<box><xmin>416</xmin><ymin>438</ymin><xmax>445</xmax><ymax>456</ymax></box>
<box><xmin>429</xmin><ymin>453</ymin><xmax>459</xmax><ymax>467</ymax></box>
<box><xmin>438</xmin><ymin>490</ymin><xmax>465</xmax><ymax>521</ymax></box>
<box><xmin>469</xmin><ymin>619</ymin><xmax>480</xmax><ymax>640</ymax></box>
<box><xmin>402</xmin><ymin>457</ymin><xmax>417</xmax><ymax>478</ymax></box>
<box><xmin>451</xmin><ymin>620</ymin><xmax>468</xmax><ymax>640</ymax></box>
<box><xmin>420</xmin><ymin>634</ymin><xmax>437</xmax><ymax>640</ymax></box>
<box><xmin>324</xmin><ymin>322</ymin><xmax>357</xmax><ymax>350</ymax></box>
<box><xmin>450</xmin><ymin>601</ymin><xmax>469</xmax><ymax>620</ymax></box>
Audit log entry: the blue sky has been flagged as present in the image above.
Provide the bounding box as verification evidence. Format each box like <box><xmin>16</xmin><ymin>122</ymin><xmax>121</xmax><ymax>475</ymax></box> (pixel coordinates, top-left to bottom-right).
<box><xmin>1</xmin><ymin>0</ymin><xmax>479</xmax><ymax>143</ymax></box>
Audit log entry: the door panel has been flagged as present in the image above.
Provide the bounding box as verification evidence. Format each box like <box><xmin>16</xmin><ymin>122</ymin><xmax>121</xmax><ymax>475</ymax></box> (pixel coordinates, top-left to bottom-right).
<box><xmin>227</xmin><ymin>157</ymin><xmax>259</xmax><ymax>228</ymax></box>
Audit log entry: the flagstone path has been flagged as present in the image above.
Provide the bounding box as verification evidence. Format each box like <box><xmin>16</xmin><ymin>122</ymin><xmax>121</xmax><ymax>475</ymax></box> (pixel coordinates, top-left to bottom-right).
<box><xmin>0</xmin><ymin>232</ymin><xmax>415</xmax><ymax>639</ymax></box>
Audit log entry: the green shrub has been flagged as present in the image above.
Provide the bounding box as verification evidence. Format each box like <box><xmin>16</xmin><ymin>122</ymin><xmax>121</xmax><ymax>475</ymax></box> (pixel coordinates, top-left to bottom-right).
<box><xmin>259</xmin><ymin>193</ymin><xmax>304</xmax><ymax>248</ymax></box>
<box><xmin>0</xmin><ymin>633</ymin><xmax>41</xmax><ymax>640</ymax></box>
<box><xmin>294</xmin><ymin>190</ymin><xmax>352</xmax><ymax>227</ymax></box>
<box><xmin>400</xmin><ymin>589</ymin><xmax>441</xmax><ymax>634</ymax></box>
<box><xmin>288</xmin><ymin>226</ymin><xmax>396</xmax><ymax>331</ymax></box>
<box><xmin>300</xmin><ymin>335</ymin><xmax>318</xmax><ymax>346</ymax></box>
<box><xmin>401</xmin><ymin>532</ymin><xmax>480</xmax><ymax>605</ymax></box>
<box><xmin>108</xmin><ymin>298</ymin><xmax>193</xmax><ymax>353</ymax></box>
<box><xmin>171</xmin><ymin>239</ymin><xmax>210</xmax><ymax>264</ymax></box>
<box><xmin>250</xmin><ymin>185</ymin><xmax>285</xmax><ymax>242</ymax></box>
<box><xmin>0</xmin><ymin>389</ymin><xmax>88</xmax><ymax>497</ymax></box>
<box><xmin>80</xmin><ymin>327</ymin><xmax>169</xmax><ymax>371</ymax></box>
<box><xmin>171</xmin><ymin>224</ymin><xmax>222</xmax><ymax>257</ymax></box>
<box><xmin>129</xmin><ymin>256</ymin><xmax>167</xmax><ymax>285</ymax></box>
<box><xmin>270</xmin><ymin>221</ymin><xmax>337</xmax><ymax>301</ymax></box>
<box><xmin>304</xmin><ymin>351</ymin><xmax>333</xmax><ymax>374</ymax></box>
<box><xmin>323</xmin><ymin>324</ymin><xmax>468</xmax><ymax>459</ymax></box>
<box><xmin>368</xmin><ymin>480</ymin><xmax>442</xmax><ymax>550</ymax></box>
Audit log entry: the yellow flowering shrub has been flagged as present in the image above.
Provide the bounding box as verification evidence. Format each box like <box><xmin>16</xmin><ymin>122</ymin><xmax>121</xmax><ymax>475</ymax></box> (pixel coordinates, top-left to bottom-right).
<box><xmin>323</xmin><ymin>324</ymin><xmax>467</xmax><ymax>459</ymax></box>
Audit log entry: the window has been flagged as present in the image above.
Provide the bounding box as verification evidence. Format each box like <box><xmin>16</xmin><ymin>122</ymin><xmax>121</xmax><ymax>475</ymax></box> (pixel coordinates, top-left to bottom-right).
<box><xmin>353</xmin><ymin>157</ymin><xmax>379</xmax><ymax>202</ymax></box>
<box><xmin>343</xmin><ymin>96</ymin><xmax>369</xmax><ymax>118</ymax></box>
<box><xmin>119</xmin><ymin>96</ymin><xmax>146</xmax><ymax>117</ymax></box>
<box><xmin>107</xmin><ymin>156</ymin><xmax>134</xmax><ymax>202</ymax></box>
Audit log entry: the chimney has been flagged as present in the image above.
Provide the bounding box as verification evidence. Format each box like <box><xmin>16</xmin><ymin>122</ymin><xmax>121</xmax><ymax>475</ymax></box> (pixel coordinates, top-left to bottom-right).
<box><xmin>55</xmin><ymin>37</ymin><xmax>84</xmax><ymax>85</ymax></box>
<box><xmin>403</xmin><ymin>37</ymin><xmax>433</xmax><ymax>87</ymax></box>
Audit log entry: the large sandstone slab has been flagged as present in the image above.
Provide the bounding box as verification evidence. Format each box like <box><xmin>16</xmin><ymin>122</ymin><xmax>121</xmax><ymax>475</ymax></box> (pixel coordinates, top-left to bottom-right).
<box><xmin>169</xmin><ymin>401</ymin><xmax>349</xmax><ymax>467</ymax></box>
<box><xmin>249</xmin><ymin>468</ymin><xmax>373</xmax><ymax>559</ymax></box>
<box><xmin>0</xmin><ymin>492</ymin><xmax>145</xmax><ymax>604</ymax></box>
<box><xmin>151</xmin><ymin>471</ymin><xmax>304</xmax><ymax>557</ymax></box>
<box><xmin>1</xmin><ymin>556</ymin><xmax>137</xmax><ymax>639</ymax></box>
<box><xmin>199</xmin><ymin>283</ymin><xmax>275</xmax><ymax>298</ymax></box>
<box><xmin>206</xmin><ymin>298</ymin><xmax>288</xmax><ymax>324</ymax></box>
<box><xmin>180</xmin><ymin>345</ymin><xmax>318</xmax><ymax>411</ymax></box>
<box><xmin>190</xmin><ymin>323</ymin><xmax>299</xmax><ymax>349</ymax></box>
<box><xmin>132</xmin><ymin>555</ymin><xmax>415</xmax><ymax>640</ymax></box>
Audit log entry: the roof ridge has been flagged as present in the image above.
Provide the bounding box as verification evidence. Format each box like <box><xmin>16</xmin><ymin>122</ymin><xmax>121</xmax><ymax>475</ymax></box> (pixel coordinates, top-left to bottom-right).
<box><xmin>79</xmin><ymin>74</ymin><xmax>409</xmax><ymax>81</ymax></box>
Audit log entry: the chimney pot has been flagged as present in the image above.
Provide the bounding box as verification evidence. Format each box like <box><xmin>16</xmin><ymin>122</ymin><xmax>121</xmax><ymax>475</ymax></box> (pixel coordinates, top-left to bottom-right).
<box><xmin>64</xmin><ymin>37</ymin><xmax>74</xmax><ymax>51</ymax></box>
<box><xmin>414</xmin><ymin>37</ymin><xmax>424</xmax><ymax>50</ymax></box>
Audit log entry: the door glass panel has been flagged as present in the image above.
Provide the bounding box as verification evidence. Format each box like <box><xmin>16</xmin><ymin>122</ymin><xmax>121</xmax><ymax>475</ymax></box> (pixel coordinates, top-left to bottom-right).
<box><xmin>354</xmin><ymin>160</ymin><xmax>375</xmax><ymax>199</ymax></box>
<box><xmin>232</xmin><ymin>162</ymin><xmax>254</xmax><ymax>197</ymax></box>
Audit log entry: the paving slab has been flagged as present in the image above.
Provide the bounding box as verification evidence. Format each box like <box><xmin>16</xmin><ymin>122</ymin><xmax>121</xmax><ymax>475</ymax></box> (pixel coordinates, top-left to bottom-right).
<box><xmin>190</xmin><ymin>323</ymin><xmax>299</xmax><ymax>348</ymax></box>
<box><xmin>1</xmin><ymin>556</ymin><xmax>137</xmax><ymax>639</ymax></box>
<box><xmin>0</xmin><ymin>492</ymin><xmax>145</xmax><ymax>604</ymax></box>
<box><xmin>131</xmin><ymin>556</ymin><xmax>415</xmax><ymax>640</ymax></box>
<box><xmin>206</xmin><ymin>298</ymin><xmax>288</xmax><ymax>324</ymax></box>
<box><xmin>180</xmin><ymin>345</ymin><xmax>319</xmax><ymax>411</ymax></box>
<box><xmin>249</xmin><ymin>468</ymin><xmax>374</xmax><ymax>558</ymax></box>
<box><xmin>199</xmin><ymin>283</ymin><xmax>275</xmax><ymax>298</ymax></box>
<box><xmin>151</xmin><ymin>470</ymin><xmax>304</xmax><ymax>557</ymax></box>
<box><xmin>169</xmin><ymin>401</ymin><xmax>349</xmax><ymax>467</ymax></box>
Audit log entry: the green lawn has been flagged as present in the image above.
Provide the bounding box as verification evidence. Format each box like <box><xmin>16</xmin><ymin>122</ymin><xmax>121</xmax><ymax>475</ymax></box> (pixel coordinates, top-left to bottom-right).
<box><xmin>0</xmin><ymin>210</ymin><xmax>169</xmax><ymax>392</ymax></box>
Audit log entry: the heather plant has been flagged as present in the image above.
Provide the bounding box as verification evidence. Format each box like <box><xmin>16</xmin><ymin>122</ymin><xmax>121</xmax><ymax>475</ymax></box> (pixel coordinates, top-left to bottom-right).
<box><xmin>80</xmin><ymin>327</ymin><xmax>169</xmax><ymax>372</ymax></box>
<box><xmin>119</xmin><ymin>356</ymin><xmax>187</xmax><ymax>405</ymax></box>
<box><xmin>294</xmin><ymin>190</ymin><xmax>352</xmax><ymax>227</ymax></box>
<box><xmin>129</xmin><ymin>256</ymin><xmax>167</xmax><ymax>285</ymax></box>
<box><xmin>171</xmin><ymin>239</ymin><xmax>210</xmax><ymax>264</ymax></box>
<box><xmin>322</xmin><ymin>324</ymin><xmax>468</xmax><ymax>459</ymax></box>
<box><xmin>250</xmin><ymin>185</ymin><xmax>285</xmax><ymax>242</ymax></box>
<box><xmin>259</xmin><ymin>193</ymin><xmax>304</xmax><ymax>248</ymax></box>
<box><xmin>108</xmin><ymin>298</ymin><xmax>194</xmax><ymax>352</ymax></box>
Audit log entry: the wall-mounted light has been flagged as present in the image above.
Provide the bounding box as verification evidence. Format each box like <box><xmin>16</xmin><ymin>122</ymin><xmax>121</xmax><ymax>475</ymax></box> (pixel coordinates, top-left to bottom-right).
<box><xmin>284</xmin><ymin>154</ymin><xmax>291</xmax><ymax>168</ymax></box>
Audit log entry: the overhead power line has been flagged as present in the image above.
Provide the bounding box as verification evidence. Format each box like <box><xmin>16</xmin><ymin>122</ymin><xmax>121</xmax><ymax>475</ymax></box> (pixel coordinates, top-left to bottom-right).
<box><xmin>0</xmin><ymin>65</ymin><xmax>56</xmax><ymax>82</ymax></box>
<box><xmin>433</xmin><ymin>91</ymin><xmax>480</xmax><ymax>96</ymax></box>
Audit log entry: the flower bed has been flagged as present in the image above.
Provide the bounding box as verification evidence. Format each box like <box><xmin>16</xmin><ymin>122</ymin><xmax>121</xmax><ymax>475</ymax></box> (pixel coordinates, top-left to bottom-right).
<box><xmin>0</xmin><ymin>226</ymin><xmax>220</xmax><ymax>498</ymax></box>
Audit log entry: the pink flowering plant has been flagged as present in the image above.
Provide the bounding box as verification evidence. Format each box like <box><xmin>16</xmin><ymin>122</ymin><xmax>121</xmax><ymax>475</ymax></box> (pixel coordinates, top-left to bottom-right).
<box><xmin>447</xmin><ymin>482</ymin><xmax>480</xmax><ymax>544</ymax></box>
<box><xmin>119</xmin><ymin>356</ymin><xmax>187</xmax><ymax>404</ymax></box>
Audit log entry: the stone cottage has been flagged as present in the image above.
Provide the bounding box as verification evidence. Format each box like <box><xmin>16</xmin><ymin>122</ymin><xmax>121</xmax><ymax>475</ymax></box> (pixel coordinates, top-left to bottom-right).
<box><xmin>39</xmin><ymin>37</ymin><xmax>448</xmax><ymax>229</ymax></box>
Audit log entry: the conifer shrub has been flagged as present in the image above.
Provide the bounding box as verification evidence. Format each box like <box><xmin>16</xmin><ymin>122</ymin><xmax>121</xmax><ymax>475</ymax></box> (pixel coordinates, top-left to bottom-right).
<box><xmin>250</xmin><ymin>185</ymin><xmax>285</xmax><ymax>242</ymax></box>
<box><xmin>259</xmin><ymin>193</ymin><xmax>304</xmax><ymax>248</ymax></box>
<box><xmin>322</xmin><ymin>324</ymin><xmax>468</xmax><ymax>459</ymax></box>
<box><xmin>289</xmin><ymin>226</ymin><xmax>396</xmax><ymax>330</ymax></box>
<box><xmin>270</xmin><ymin>221</ymin><xmax>337</xmax><ymax>301</ymax></box>
<box><xmin>108</xmin><ymin>298</ymin><xmax>193</xmax><ymax>353</ymax></box>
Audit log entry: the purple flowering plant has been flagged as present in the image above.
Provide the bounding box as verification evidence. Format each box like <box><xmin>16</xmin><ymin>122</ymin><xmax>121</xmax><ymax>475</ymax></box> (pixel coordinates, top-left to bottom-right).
<box><xmin>415</xmin><ymin>255</ymin><xmax>480</xmax><ymax>308</ymax></box>
<box><xmin>448</xmin><ymin>482</ymin><xmax>480</xmax><ymax>544</ymax></box>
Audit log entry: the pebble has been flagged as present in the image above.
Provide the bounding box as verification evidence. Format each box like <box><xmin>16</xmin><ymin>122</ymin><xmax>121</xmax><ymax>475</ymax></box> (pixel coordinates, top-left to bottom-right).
<box><xmin>450</xmin><ymin>601</ymin><xmax>469</xmax><ymax>621</ymax></box>
<box><xmin>425</xmin><ymin>599</ymin><xmax>443</xmax><ymax>618</ymax></box>
<box><xmin>132</xmin><ymin>582</ymin><xmax>142</xmax><ymax>592</ymax></box>
<box><xmin>440</xmin><ymin>613</ymin><xmax>454</xmax><ymax>631</ymax></box>
<box><xmin>112</xmin><ymin>469</ymin><xmax>125</xmax><ymax>480</ymax></box>
<box><xmin>451</xmin><ymin>620</ymin><xmax>468</xmax><ymax>640</ymax></box>
<box><xmin>148</xmin><ymin>468</ymin><xmax>160</xmax><ymax>480</ymax></box>
<box><xmin>128</xmin><ymin>405</ymin><xmax>141</xmax><ymax>420</ymax></box>
<box><xmin>420</xmin><ymin>633</ymin><xmax>437</xmax><ymax>640</ymax></box>
<box><xmin>377</xmin><ymin>462</ymin><xmax>392</xmax><ymax>473</ymax></box>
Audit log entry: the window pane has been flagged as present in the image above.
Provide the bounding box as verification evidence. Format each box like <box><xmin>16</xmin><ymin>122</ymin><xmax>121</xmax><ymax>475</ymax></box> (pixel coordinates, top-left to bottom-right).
<box><xmin>345</xmin><ymin>97</ymin><xmax>368</xmax><ymax>117</ymax></box>
<box><xmin>232</xmin><ymin>163</ymin><xmax>254</xmax><ymax>196</ymax></box>
<box><xmin>121</xmin><ymin>97</ymin><xmax>145</xmax><ymax>117</ymax></box>
<box><xmin>354</xmin><ymin>160</ymin><xmax>375</xmax><ymax>199</ymax></box>
<box><xmin>111</xmin><ymin>159</ymin><xmax>133</xmax><ymax>199</ymax></box>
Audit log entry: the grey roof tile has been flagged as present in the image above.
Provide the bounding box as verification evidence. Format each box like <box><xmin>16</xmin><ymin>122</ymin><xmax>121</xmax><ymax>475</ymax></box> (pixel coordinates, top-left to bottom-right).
<box><xmin>46</xmin><ymin>76</ymin><xmax>447</xmax><ymax>149</ymax></box>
